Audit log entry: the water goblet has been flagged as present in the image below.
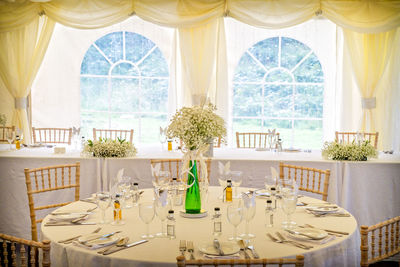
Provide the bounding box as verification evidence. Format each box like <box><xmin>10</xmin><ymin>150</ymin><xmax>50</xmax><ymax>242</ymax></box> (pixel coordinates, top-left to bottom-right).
<box><xmin>230</xmin><ymin>171</ymin><xmax>243</xmax><ymax>198</ymax></box>
<box><xmin>139</xmin><ymin>201</ymin><xmax>155</xmax><ymax>239</ymax></box>
<box><xmin>155</xmin><ymin>197</ymin><xmax>171</xmax><ymax>238</ymax></box>
<box><xmin>227</xmin><ymin>200</ymin><xmax>244</xmax><ymax>241</ymax></box>
<box><xmin>119</xmin><ymin>176</ymin><xmax>132</xmax><ymax>209</ymax></box>
<box><xmin>159</xmin><ymin>127</ymin><xmax>167</xmax><ymax>151</ymax></box>
<box><xmin>95</xmin><ymin>192</ymin><xmax>111</xmax><ymax>224</ymax></box>
<box><xmin>6</xmin><ymin>130</ymin><xmax>15</xmax><ymax>150</ymax></box>
<box><xmin>240</xmin><ymin>193</ymin><xmax>256</xmax><ymax>239</ymax></box>
<box><xmin>279</xmin><ymin>179</ymin><xmax>298</xmax><ymax>229</ymax></box>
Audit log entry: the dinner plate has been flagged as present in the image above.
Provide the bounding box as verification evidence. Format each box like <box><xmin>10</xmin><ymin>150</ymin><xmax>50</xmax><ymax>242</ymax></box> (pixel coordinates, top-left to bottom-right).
<box><xmin>287</xmin><ymin>228</ymin><xmax>328</xmax><ymax>240</ymax></box>
<box><xmin>78</xmin><ymin>234</ymin><xmax>118</xmax><ymax>246</ymax></box>
<box><xmin>307</xmin><ymin>206</ymin><xmax>339</xmax><ymax>213</ymax></box>
<box><xmin>199</xmin><ymin>241</ymin><xmax>240</xmax><ymax>256</ymax></box>
<box><xmin>51</xmin><ymin>213</ymin><xmax>87</xmax><ymax>221</ymax></box>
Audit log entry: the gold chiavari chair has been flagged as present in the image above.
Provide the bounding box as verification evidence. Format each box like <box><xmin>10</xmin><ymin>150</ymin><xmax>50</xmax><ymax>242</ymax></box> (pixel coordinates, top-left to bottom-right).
<box><xmin>360</xmin><ymin>216</ymin><xmax>400</xmax><ymax>267</ymax></box>
<box><xmin>150</xmin><ymin>159</ymin><xmax>211</xmax><ymax>183</ymax></box>
<box><xmin>176</xmin><ymin>255</ymin><xmax>305</xmax><ymax>267</ymax></box>
<box><xmin>93</xmin><ymin>128</ymin><xmax>134</xmax><ymax>143</ymax></box>
<box><xmin>24</xmin><ymin>162</ymin><xmax>80</xmax><ymax>241</ymax></box>
<box><xmin>236</xmin><ymin>132</ymin><xmax>280</xmax><ymax>149</ymax></box>
<box><xmin>335</xmin><ymin>131</ymin><xmax>379</xmax><ymax>149</ymax></box>
<box><xmin>279</xmin><ymin>162</ymin><xmax>330</xmax><ymax>201</ymax></box>
<box><xmin>32</xmin><ymin>127</ymin><xmax>72</xmax><ymax>145</ymax></box>
<box><xmin>0</xmin><ymin>126</ymin><xmax>15</xmax><ymax>143</ymax></box>
<box><xmin>0</xmin><ymin>233</ymin><xmax>50</xmax><ymax>267</ymax></box>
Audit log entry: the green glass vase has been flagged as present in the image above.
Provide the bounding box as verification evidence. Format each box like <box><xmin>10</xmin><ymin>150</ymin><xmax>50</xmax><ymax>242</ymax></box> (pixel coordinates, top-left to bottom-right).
<box><xmin>185</xmin><ymin>160</ymin><xmax>201</xmax><ymax>214</ymax></box>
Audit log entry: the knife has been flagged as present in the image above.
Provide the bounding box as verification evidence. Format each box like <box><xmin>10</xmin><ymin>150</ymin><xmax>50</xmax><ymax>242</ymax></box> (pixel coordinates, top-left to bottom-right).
<box><xmin>83</xmin><ymin>231</ymin><xmax>121</xmax><ymax>243</ymax></box>
<box><xmin>44</xmin><ymin>222</ymin><xmax>97</xmax><ymax>226</ymax></box>
<box><xmin>213</xmin><ymin>239</ymin><xmax>224</xmax><ymax>256</ymax></box>
<box><xmin>103</xmin><ymin>239</ymin><xmax>148</xmax><ymax>255</ymax></box>
<box><xmin>285</xmin><ymin>229</ymin><xmax>324</xmax><ymax>240</ymax></box>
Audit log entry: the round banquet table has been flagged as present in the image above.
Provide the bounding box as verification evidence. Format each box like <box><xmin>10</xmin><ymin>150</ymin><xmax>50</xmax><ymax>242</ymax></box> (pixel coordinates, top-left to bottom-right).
<box><xmin>41</xmin><ymin>187</ymin><xmax>360</xmax><ymax>267</ymax></box>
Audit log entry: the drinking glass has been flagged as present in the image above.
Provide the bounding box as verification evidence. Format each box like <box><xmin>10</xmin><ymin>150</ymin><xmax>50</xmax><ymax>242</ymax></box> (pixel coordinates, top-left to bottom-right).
<box><xmin>118</xmin><ymin>176</ymin><xmax>132</xmax><ymax>209</ymax></box>
<box><xmin>230</xmin><ymin>171</ymin><xmax>243</xmax><ymax>198</ymax></box>
<box><xmin>96</xmin><ymin>192</ymin><xmax>111</xmax><ymax>224</ymax></box>
<box><xmin>155</xmin><ymin>198</ymin><xmax>171</xmax><ymax>238</ymax></box>
<box><xmin>139</xmin><ymin>201</ymin><xmax>155</xmax><ymax>239</ymax></box>
<box><xmin>227</xmin><ymin>200</ymin><xmax>244</xmax><ymax>241</ymax></box>
<box><xmin>279</xmin><ymin>179</ymin><xmax>298</xmax><ymax>229</ymax></box>
<box><xmin>159</xmin><ymin>127</ymin><xmax>167</xmax><ymax>151</ymax></box>
<box><xmin>6</xmin><ymin>130</ymin><xmax>15</xmax><ymax>150</ymax></box>
<box><xmin>152</xmin><ymin>171</ymin><xmax>170</xmax><ymax>191</ymax></box>
<box><xmin>240</xmin><ymin>197</ymin><xmax>256</xmax><ymax>239</ymax></box>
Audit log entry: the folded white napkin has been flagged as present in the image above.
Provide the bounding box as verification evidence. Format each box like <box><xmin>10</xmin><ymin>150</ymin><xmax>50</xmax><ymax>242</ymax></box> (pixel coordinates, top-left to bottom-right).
<box><xmin>270</xmin><ymin>167</ymin><xmax>279</xmax><ymax>180</ymax></box>
<box><xmin>218</xmin><ymin>161</ymin><xmax>230</xmax><ymax>176</ymax></box>
<box><xmin>155</xmin><ymin>188</ymin><xmax>168</xmax><ymax>206</ymax></box>
<box><xmin>151</xmin><ymin>163</ymin><xmax>161</xmax><ymax>177</ymax></box>
<box><xmin>204</xmin><ymin>253</ymin><xmax>240</xmax><ymax>259</ymax></box>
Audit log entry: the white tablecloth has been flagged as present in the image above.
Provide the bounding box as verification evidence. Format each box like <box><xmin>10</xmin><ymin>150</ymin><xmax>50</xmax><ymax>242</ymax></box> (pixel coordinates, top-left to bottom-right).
<box><xmin>1</xmin><ymin>144</ymin><xmax>399</xmax><ymax>240</ymax></box>
<box><xmin>41</xmin><ymin>187</ymin><xmax>359</xmax><ymax>267</ymax></box>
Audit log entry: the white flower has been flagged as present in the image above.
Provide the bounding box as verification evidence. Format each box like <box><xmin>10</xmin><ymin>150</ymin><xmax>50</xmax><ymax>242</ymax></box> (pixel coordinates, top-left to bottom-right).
<box><xmin>322</xmin><ymin>140</ymin><xmax>377</xmax><ymax>161</ymax></box>
<box><xmin>0</xmin><ymin>114</ymin><xmax>6</xmax><ymax>126</ymax></box>
<box><xmin>167</xmin><ymin>104</ymin><xmax>226</xmax><ymax>150</ymax></box>
<box><xmin>82</xmin><ymin>137</ymin><xmax>137</xmax><ymax>158</ymax></box>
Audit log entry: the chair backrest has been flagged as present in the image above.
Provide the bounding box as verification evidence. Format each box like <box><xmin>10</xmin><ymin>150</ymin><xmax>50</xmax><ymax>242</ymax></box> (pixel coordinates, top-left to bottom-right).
<box><xmin>32</xmin><ymin>127</ymin><xmax>72</xmax><ymax>145</ymax></box>
<box><xmin>0</xmin><ymin>126</ymin><xmax>15</xmax><ymax>143</ymax></box>
<box><xmin>360</xmin><ymin>216</ymin><xmax>400</xmax><ymax>267</ymax></box>
<box><xmin>236</xmin><ymin>132</ymin><xmax>280</xmax><ymax>148</ymax></box>
<box><xmin>0</xmin><ymin>233</ymin><xmax>50</xmax><ymax>267</ymax></box>
<box><xmin>335</xmin><ymin>131</ymin><xmax>379</xmax><ymax>149</ymax></box>
<box><xmin>24</xmin><ymin>162</ymin><xmax>80</xmax><ymax>241</ymax></box>
<box><xmin>150</xmin><ymin>159</ymin><xmax>211</xmax><ymax>183</ymax></box>
<box><xmin>279</xmin><ymin>162</ymin><xmax>330</xmax><ymax>201</ymax></box>
<box><xmin>93</xmin><ymin>128</ymin><xmax>134</xmax><ymax>143</ymax></box>
<box><xmin>176</xmin><ymin>255</ymin><xmax>304</xmax><ymax>267</ymax></box>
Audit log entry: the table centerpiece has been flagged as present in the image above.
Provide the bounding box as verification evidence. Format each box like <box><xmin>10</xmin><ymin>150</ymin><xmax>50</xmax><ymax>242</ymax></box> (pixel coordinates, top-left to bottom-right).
<box><xmin>167</xmin><ymin>104</ymin><xmax>226</xmax><ymax>214</ymax></box>
<box><xmin>322</xmin><ymin>140</ymin><xmax>377</xmax><ymax>161</ymax></box>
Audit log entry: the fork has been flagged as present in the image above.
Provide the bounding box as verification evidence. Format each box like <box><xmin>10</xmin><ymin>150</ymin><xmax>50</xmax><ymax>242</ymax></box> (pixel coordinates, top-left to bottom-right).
<box><xmin>187</xmin><ymin>241</ymin><xmax>195</xmax><ymax>260</ymax></box>
<box><xmin>246</xmin><ymin>244</ymin><xmax>259</xmax><ymax>259</ymax></box>
<box><xmin>238</xmin><ymin>240</ymin><xmax>250</xmax><ymax>259</ymax></box>
<box><xmin>59</xmin><ymin>227</ymin><xmax>101</xmax><ymax>244</ymax></box>
<box><xmin>266</xmin><ymin>233</ymin><xmax>311</xmax><ymax>250</ymax></box>
<box><xmin>179</xmin><ymin>240</ymin><xmax>187</xmax><ymax>258</ymax></box>
<box><xmin>275</xmin><ymin>232</ymin><xmax>313</xmax><ymax>250</ymax></box>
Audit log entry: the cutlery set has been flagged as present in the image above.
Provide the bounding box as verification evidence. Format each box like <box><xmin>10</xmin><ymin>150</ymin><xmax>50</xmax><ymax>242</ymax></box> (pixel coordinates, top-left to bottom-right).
<box><xmin>267</xmin><ymin>232</ymin><xmax>313</xmax><ymax>250</ymax></box>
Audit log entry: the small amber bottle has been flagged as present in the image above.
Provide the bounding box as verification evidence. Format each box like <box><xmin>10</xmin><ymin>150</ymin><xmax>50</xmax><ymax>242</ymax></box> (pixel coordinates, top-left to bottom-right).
<box><xmin>225</xmin><ymin>180</ymin><xmax>233</xmax><ymax>202</ymax></box>
<box><xmin>113</xmin><ymin>196</ymin><xmax>122</xmax><ymax>221</ymax></box>
<box><xmin>15</xmin><ymin>135</ymin><xmax>21</xmax><ymax>150</ymax></box>
<box><xmin>167</xmin><ymin>139</ymin><xmax>173</xmax><ymax>151</ymax></box>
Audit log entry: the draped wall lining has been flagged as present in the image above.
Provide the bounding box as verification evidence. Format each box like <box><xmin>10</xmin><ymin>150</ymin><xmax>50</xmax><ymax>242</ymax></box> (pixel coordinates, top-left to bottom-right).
<box><xmin>0</xmin><ymin>0</ymin><xmax>399</xmax><ymax>149</ymax></box>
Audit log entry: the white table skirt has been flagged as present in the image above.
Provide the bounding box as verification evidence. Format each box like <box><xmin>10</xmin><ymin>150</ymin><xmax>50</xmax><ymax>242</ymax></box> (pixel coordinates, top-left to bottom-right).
<box><xmin>1</xmin><ymin>144</ymin><xmax>399</xmax><ymax>240</ymax></box>
<box><xmin>41</xmin><ymin>187</ymin><xmax>359</xmax><ymax>267</ymax></box>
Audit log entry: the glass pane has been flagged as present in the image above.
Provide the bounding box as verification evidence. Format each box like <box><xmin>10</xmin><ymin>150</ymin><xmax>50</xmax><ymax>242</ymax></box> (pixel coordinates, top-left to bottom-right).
<box><xmin>141</xmin><ymin>78</ymin><xmax>168</xmax><ymax>112</ymax></box>
<box><xmin>281</xmin><ymin>37</ymin><xmax>311</xmax><ymax>70</ymax></box>
<box><xmin>95</xmin><ymin>32</ymin><xmax>123</xmax><ymax>63</ymax></box>
<box><xmin>270</xmin><ymin>120</ymin><xmax>293</xmax><ymax>148</ymax></box>
<box><xmin>265</xmin><ymin>68</ymin><xmax>293</xmax><ymax>83</ymax></box>
<box><xmin>293</xmin><ymin>52</ymin><xmax>324</xmax><ymax>83</ymax></box>
<box><xmin>80</xmin><ymin>110</ymin><xmax>109</xmax><ymax>139</ymax></box>
<box><xmin>293</xmin><ymin>120</ymin><xmax>323</xmax><ymax>149</ymax></box>
<box><xmin>264</xmin><ymin>84</ymin><xmax>293</xmax><ymax>118</ymax></box>
<box><xmin>248</xmin><ymin>37</ymin><xmax>279</xmax><ymax>70</ymax></box>
<box><xmin>233</xmin><ymin>52</ymin><xmax>266</xmax><ymax>82</ymax></box>
<box><xmin>125</xmin><ymin>32</ymin><xmax>155</xmax><ymax>64</ymax></box>
<box><xmin>112</xmin><ymin>62</ymin><xmax>139</xmax><ymax>76</ymax></box>
<box><xmin>80</xmin><ymin>77</ymin><xmax>108</xmax><ymax>111</ymax></box>
<box><xmin>294</xmin><ymin>85</ymin><xmax>323</xmax><ymax>118</ymax></box>
<box><xmin>233</xmin><ymin>83</ymin><xmax>262</xmax><ymax>117</ymax></box>
<box><xmin>233</xmin><ymin>118</ymin><xmax>262</xmax><ymax>133</ymax></box>
<box><xmin>80</xmin><ymin>45</ymin><xmax>110</xmax><ymax>75</ymax></box>
<box><xmin>139</xmin><ymin>48</ymin><xmax>169</xmax><ymax>77</ymax></box>
<box><xmin>110</xmin><ymin>113</ymin><xmax>139</xmax><ymax>142</ymax></box>
<box><xmin>140</xmin><ymin>114</ymin><xmax>168</xmax><ymax>144</ymax></box>
<box><xmin>110</xmin><ymin>78</ymin><xmax>139</xmax><ymax>112</ymax></box>
<box><xmin>263</xmin><ymin>119</ymin><xmax>291</xmax><ymax>129</ymax></box>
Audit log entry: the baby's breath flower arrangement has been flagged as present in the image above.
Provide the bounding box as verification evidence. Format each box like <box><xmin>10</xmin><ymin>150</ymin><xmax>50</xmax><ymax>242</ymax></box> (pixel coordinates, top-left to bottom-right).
<box><xmin>82</xmin><ymin>137</ymin><xmax>136</xmax><ymax>158</ymax></box>
<box><xmin>0</xmin><ymin>114</ymin><xmax>6</xmax><ymax>126</ymax></box>
<box><xmin>322</xmin><ymin>140</ymin><xmax>377</xmax><ymax>161</ymax></box>
<box><xmin>167</xmin><ymin>104</ymin><xmax>226</xmax><ymax>150</ymax></box>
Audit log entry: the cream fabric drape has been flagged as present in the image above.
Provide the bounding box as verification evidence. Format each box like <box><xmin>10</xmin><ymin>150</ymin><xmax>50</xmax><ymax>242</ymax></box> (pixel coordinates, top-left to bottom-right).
<box><xmin>0</xmin><ymin>16</ymin><xmax>55</xmax><ymax>143</ymax></box>
<box><xmin>343</xmin><ymin>29</ymin><xmax>396</xmax><ymax>133</ymax></box>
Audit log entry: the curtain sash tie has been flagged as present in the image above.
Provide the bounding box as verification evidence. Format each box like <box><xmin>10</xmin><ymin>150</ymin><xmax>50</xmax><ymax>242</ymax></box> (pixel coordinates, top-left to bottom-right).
<box><xmin>14</xmin><ymin>97</ymin><xmax>27</xmax><ymax>109</ymax></box>
<box><xmin>361</xmin><ymin>97</ymin><xmax>376</xmax><ymax>109</ymax></box>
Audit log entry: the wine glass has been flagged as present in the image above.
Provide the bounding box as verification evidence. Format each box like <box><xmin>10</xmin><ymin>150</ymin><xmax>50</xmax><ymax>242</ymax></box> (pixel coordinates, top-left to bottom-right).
<box><xmin>279</xmin><ymin>179</ymin><xmax>298</xmax><ymax>229</ymax></box>
<box><xmin>230</xmin><ymin>171</ymin><xmax>243</xmax><ymax>198</ymax></box>
<box><xmin>227</xmin><ymin>200</ymin><xmax>244</xmax><ymax>241</ymax></box>
<box><xmin>6</xmin><ymin>130</ymin><xmax>15</xmax><ymax>150</ymax></box>
<box><xmin>240</xmin><ymin>193</ymin><xmax>256</xmax><ymax>239</ymax></box>
<box><xmin>95</xmin><ymin>192</ymin><xmax>111</xmax><ymax>224</ymax></box>
<box><xmin>139</xmin><ymin>201</ymin><xmax>155</xmax><ymax>239</ymax></box>
<box><xmin>118</xmin><ymin>176</ymin><xmax>132</xmax><ymax>209</ymax></box>
<box><xmin>159</xmin><ymin>127</ymin><xmax>167</xmax><ymax>151</ymax></box>
<box><xmin>154</xmin><ymin>197</ymin><xmax>171</xmax><ymax>238</ymax></box>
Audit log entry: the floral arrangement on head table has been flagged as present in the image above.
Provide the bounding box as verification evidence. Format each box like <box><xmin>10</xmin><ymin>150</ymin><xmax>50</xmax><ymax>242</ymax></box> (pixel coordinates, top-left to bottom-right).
<box><xmin>82</xmin><ymin>137</ymin><xmax>136</xmax><ymax>158</ymax></box>
<box><xmin>0</xmin><ymin>114</ymin><xmax>6</xmax><ymax>126</ymax></box>
<box><xmin>322</xmin><ymin>140</ymin><xmax>377</xmax><ymax>161</ymax></box>
<box><xmin>166</xmin><ymin>104</ymin><xmax>226</xmax><ymax>151</ymax></box>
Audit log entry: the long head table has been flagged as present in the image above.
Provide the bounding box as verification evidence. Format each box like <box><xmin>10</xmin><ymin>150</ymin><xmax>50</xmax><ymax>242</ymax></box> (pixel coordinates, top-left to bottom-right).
<box><xmin>41</xmin><ymin>187</ymin><xmax>359</xmax><ymax>267</ymax></box>
<box><xmin>1</xmin><ymin>144</ymin><xmax>399</xmax><ymax>241</ymax></box>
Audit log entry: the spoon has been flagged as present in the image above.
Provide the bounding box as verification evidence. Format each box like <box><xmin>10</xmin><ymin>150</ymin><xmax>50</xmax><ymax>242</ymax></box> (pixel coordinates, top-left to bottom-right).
<box><xmin>98</xmin><ymin>237</ymin><xmax>129</xmax><ymax>255</ymax></box>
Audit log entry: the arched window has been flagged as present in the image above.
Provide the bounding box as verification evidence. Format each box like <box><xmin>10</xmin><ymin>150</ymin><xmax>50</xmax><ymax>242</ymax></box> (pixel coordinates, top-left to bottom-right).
<box><xmin>80</xmin><ymin>31</ymin><xmax>169</xmax><ymax>143</ymax></box>
<box><xmin>232</xmin><ymin>36</ymin><xmax>324</xmax><ymax>149</ymax></box>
